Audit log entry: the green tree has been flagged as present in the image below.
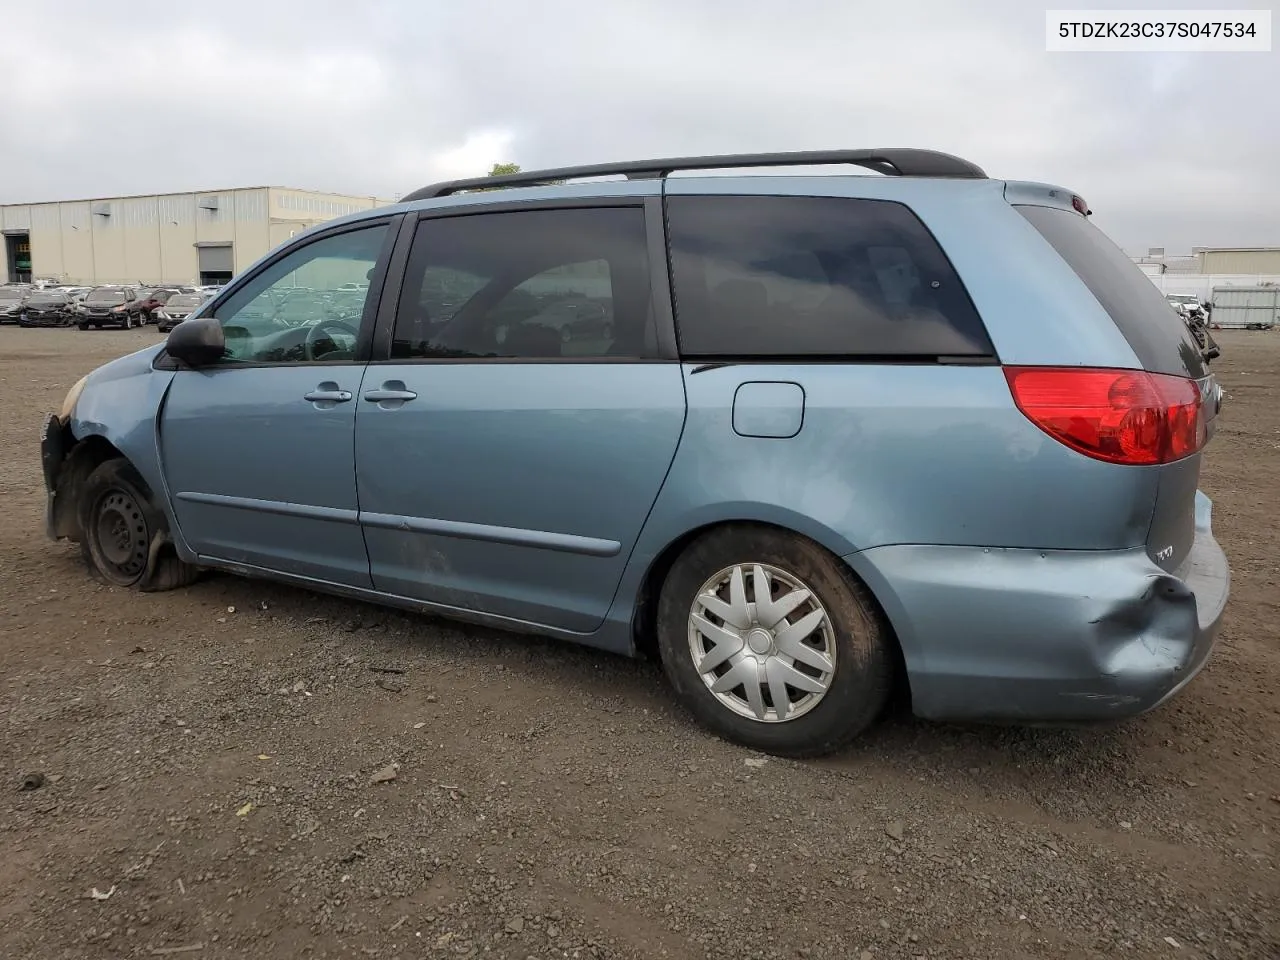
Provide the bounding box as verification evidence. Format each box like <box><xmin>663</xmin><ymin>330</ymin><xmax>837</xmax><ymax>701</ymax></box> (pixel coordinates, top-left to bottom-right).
<box><xmin>480</xmin><ymin>161</ymin><xmax>562</xmax><ymax>189</ymax></box>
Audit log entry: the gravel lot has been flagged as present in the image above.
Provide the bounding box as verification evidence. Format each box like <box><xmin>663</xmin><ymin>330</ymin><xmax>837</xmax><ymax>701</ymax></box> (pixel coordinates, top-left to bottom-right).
<box><xmin>1</xmin><ymin>325</ymin><xmax>1277</xmax><ymax>960</ymax></box>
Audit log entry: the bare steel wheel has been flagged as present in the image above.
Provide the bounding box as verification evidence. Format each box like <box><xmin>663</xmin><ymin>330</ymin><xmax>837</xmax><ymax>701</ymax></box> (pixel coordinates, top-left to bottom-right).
<box><xmin>657</xmin><ymin>524</ymin><xmax>894</xmax><ymax>757</ymax></box>
<box><xmin>688</xmin><ymin>563</ymin><xmax>837</xmax><ymax>723</ymax></box>
<box><xmin>92</xmin><ymin>489</ymin><xmax>150</xmax><ymax>582</ymax></box>
<box><xmin>78</xmin><ymin>457</ymin><xmax>200</xmax><ymax>591</ymax></box>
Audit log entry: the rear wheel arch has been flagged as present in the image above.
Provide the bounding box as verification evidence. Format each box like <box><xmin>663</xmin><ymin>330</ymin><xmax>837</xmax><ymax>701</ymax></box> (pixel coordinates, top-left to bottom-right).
<box><xmin>650</xmin><ymin>521</ymin><xmax>904</xmax><ymax>755</ymax></box>
<box><xmin>634</xmin><ymin>520</ymin><xmax>907</xmax><ymax>682</ymax></box>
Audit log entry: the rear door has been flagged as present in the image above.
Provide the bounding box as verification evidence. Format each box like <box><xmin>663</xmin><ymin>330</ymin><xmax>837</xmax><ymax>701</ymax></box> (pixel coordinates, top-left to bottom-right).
<box><xmin>355</xmin><ymin>199</ymin><xmax>685</xmax><ymax>632</ymax></box>
<box><xmin>1015</xmin><ymin>204</ymin><xmax>1220</xmax><ymax>571</ymax></box>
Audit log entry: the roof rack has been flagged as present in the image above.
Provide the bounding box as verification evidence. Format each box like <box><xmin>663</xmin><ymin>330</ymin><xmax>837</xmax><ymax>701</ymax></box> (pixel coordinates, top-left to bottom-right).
<box><xmin>401</xmin><ymin>148</ymin><xmax>987</xmax><ymax>201</ymax></box>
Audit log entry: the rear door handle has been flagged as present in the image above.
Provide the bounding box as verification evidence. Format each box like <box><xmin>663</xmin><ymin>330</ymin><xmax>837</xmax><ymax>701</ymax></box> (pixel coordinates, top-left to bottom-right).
<box><xmin>363</xmin><ymin>380</ymin><xmax>418</xmax><ymax>408</ymax></box>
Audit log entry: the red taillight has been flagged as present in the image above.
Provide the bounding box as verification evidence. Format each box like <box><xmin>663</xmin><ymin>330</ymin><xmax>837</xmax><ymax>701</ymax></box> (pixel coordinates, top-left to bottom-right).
<box><xmin>1004</xmin><ymin>367</ymin><xmax>1205</xmax><ymax>465</ymax></box>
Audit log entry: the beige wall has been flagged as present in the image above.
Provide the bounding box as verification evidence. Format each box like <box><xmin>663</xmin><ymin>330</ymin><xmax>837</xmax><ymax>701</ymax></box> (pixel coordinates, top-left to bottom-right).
<box><xmin>3</xmin><ymin>187</ymin><xmax>390</xmax><ymax>285</ymax></box>
<box><xmin>1199</xmin><ymin>250</ymin><xmax>1280</xmax><ymax>275</ymax></box>
<box><xmin>60</xmin><ymin>203</ymin><xmax>93</xmax><ymax>281</ymax></box>
<box><xmin>269</xmin><ymin>188</ymin><xmax>384</xmax><ymax>223</ymax></box>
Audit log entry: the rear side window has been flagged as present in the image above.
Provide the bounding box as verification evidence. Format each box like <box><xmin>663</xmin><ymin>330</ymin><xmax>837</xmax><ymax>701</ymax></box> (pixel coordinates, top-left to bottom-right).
<box><xmin>1016</xmin><ymin>205</ymin><xmax>1205</xmax><ymax>378</ymax></box>
<box><xmin>666</xmin><ymin>195</ymin><xmax>993</xmax><ymax>359</ymax></box>
<box><xmin>391</xmin><ymin>207</ymin><xmax>656</xmax><ymax>360</ymax></box>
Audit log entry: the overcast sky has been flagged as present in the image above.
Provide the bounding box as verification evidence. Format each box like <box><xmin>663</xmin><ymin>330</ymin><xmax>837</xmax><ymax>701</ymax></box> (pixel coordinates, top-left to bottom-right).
<box><xmin>2</xmin><ymin>0</ymin><xmax>1275</xmax><ymax>252</ymax></box>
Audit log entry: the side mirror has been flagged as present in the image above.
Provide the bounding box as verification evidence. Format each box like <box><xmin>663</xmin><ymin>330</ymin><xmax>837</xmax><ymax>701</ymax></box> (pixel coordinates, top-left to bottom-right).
<box><xmin>166</xmin><ymin>315</ymin><xmax>225</xmax><ymax>367</ymax></box>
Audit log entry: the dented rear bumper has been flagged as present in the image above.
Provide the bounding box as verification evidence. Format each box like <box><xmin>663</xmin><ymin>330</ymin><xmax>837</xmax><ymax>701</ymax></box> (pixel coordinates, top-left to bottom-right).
<box><xmin>846</xmin><ymin>491</ymin><xmax>1230</xmax><ymax>723</ymax></box>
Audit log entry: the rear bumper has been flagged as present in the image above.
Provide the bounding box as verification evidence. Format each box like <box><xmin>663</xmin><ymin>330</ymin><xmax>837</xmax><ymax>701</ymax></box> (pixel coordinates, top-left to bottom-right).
<box><xmin>847</xmin><ymin>491</ymin><xmax>1229</xmax><ymax>723</ymax></box>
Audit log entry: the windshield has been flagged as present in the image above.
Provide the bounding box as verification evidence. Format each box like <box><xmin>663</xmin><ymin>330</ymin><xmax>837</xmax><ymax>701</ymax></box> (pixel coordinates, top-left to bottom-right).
<box><xmin>167</xmin><ymin>295</ymin><xmax>205</xmax><ymax>309</ymax></box>
<box><xmin>0</xmin><ymin>289</ymin><xmax>25</xmax><ymax>301</ymax></box>
<box><xmin>1167</xmin><ymin>295</ymin><xmax>1197</xmax><ymax>303</ymax></box>
<box><xmin>30</xmin><ymin>293</ymin><xmax>69</xmax><ymax>304</ymax></box>
<box><xmin>86</xmin><ymin>289</ymin><xmax>127</xmax><ymax>304</ymax></box>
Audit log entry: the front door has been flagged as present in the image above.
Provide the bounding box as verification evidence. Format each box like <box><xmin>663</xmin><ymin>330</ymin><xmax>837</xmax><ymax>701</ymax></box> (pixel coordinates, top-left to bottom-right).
<box><xmin>355</xmin><ymin>204</ymin><xmax>685</xmax><ymax>632</ymax></box>
<box><xmin>159</xmin><ymin>221</ymin><xmax>394</xmax><ymax>587</ymax></box>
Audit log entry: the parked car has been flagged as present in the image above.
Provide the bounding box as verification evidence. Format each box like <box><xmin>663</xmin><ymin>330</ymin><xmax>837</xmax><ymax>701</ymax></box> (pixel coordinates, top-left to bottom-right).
<box><xmin>0</xmin><ymin>284</ymin><xmax>31</xmax><ymax>323</ymax></box>
<box><xmin>154</xmin><ymin>293</ymin><xmax>209</xmax><ymax>332</ymax></box>
<box><xmin>40</xmin><ymin>149</ymin><xmax>1230</xmax><ymax>757</ymax></box>
<box><xmin>1164</xmin><ymin>294</ymin><xmax>1220</xmax><ymax>361</ymax></box>
<box><xmin>1166</xmin><ymin>294</ymin><xmax>1205</xmax><ymax>319</ymax></box>
<box><xmin>134</xmin><ymin>287</ymin><xmax>185</xmax><ymax>324</ymax></box>
<box><xmin>75</xmin><ymin>286</ymin><xmax>146</xmax><ymax>329</ymax></box>
<box><xmin>18</xmin><ymin>289</ymin><xmax>74</xmax><ymax>327</ymax></box>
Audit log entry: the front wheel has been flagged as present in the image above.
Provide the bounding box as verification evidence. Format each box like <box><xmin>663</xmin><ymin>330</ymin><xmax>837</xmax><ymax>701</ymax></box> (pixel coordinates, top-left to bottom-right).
<box><xmin>78</xmin><ymin>458</ymin><xmax>200</xmax><ymax>591</ymax></box>
<box><xmin>656</xmin><ymin>525</ymin><xmax>894</xmax><ymax>757</ymax></box>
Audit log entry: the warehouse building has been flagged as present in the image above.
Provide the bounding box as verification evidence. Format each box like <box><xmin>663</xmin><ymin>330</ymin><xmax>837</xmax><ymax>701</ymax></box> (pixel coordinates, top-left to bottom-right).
<box><xmin>1</xmin><ymin>186</ymin><xmax>392</xmax><ymax>286</ymax></box>
<box><xmin>1196</xmin><ymin>247</ymin><xmax>1280</xmax><ymax>275</ymax></box>
<box><xmin>1130</xmin><ymin>245</ymin><xmax>1280</xmax><ymax>301</ymax></box>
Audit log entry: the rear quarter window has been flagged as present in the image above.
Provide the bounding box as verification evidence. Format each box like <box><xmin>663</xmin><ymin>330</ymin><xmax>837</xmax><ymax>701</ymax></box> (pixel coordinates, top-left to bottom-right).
<box><xmin>1015</xmin><ymin>205</ymin><xmax>1205</xmax><ymax>378</ymax></box>
<box><xmin>666</xmin><ymin>195</ymin><xmax>994</xmax><ymax>359</ymax></box>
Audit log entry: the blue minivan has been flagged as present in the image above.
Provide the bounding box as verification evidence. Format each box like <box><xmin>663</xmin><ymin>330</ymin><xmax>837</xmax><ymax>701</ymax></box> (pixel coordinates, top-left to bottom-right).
<box><xmin>41</xmin><ymin>149</ymin><xmax>1229</xmax><ymax>756</ymax></box>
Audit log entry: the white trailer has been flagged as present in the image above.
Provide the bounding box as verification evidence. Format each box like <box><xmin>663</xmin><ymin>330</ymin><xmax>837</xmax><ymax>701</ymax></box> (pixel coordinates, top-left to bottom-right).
<box><xmin>1210</xmin><ymin>286</ymin><xmax>1279</xmax><ymax>330</ymax></box>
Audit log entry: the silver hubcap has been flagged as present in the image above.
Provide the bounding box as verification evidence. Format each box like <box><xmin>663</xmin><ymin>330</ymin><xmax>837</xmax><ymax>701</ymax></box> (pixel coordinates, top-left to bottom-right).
<box><xmin>687</xmin><ymin>563</ymin><xmax>837</xmax><ymax>723</ymax></box>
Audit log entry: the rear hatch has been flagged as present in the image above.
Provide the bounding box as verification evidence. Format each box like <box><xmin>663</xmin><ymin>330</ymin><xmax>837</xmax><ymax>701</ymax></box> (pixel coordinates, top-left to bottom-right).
<box><xmin>1014</xmin><ymin>203</ymin><xmax>1220</xmax><ymax>573</ymax></box>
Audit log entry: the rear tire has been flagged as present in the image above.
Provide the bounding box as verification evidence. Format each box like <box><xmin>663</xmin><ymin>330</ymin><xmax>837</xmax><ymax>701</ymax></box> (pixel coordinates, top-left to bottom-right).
<box><xmin>656</xmin><ymin>524</ymin><xmax>894</xmax><ymax>757</ymax></box>
<box><xmin>78</xmin><ymin>458</ymin><xmax>200</xmax><ymax>592</ymax></box>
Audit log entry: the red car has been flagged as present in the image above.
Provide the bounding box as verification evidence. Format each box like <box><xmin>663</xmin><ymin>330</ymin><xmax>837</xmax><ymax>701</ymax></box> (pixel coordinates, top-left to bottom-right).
<box><xmin>134</xmin><ymin>287</ymin><xmax>189</xmax><ymax>324</ymax></box>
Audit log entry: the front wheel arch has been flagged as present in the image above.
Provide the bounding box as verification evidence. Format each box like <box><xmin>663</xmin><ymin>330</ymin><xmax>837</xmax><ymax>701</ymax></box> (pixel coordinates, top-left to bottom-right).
<box><xmin>49</xmin><ymin>434</ymin><xmax>127</xmax><ymax>541</ymax></box>
<box><xmin>75</xmin><ymin>456</ymin><xmax>199</xmax><ymax>592</ymax></box>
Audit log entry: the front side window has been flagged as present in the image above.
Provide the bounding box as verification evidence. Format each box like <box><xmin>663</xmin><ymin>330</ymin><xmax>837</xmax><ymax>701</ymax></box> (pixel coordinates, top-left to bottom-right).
<box><xmin>666</xmin><ymin>195</ymin><xmax>993</xmax><ymax>358</ymax></box>
<box><xmin>211</xmin><ymin>224</ymin><xmax>388</xmax><ymax>364</ymax></box>
<box><xmin>391</xmin><ymin>207</ymin><xmax>654</xmax><ymax>360</ymax></box>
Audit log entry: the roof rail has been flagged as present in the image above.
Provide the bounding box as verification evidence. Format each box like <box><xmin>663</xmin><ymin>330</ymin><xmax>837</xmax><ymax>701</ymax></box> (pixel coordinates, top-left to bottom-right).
<box><xmin>401</xmin><ymin>148</ymin><xmax>987</xmax><ymax>201</ymax></box>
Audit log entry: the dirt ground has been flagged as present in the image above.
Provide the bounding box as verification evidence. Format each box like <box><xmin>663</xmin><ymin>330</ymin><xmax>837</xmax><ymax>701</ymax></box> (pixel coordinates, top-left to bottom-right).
<box><xmin>1</xmin><ymin>325</ymin><xmax>1276</xmax><ymax>960</ymax></box>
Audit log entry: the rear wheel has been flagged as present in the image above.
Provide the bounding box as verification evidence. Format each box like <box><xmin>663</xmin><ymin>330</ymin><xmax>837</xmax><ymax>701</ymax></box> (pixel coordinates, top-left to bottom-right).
<box><xmin>78</xmin><ymin>458</ymin><xmax>199</xmax><ymax>591</ymax></box>
<box><xmin>656</xmin><ymin>525</ymin><xmax>894</xmax><ymax>757</ymax></box>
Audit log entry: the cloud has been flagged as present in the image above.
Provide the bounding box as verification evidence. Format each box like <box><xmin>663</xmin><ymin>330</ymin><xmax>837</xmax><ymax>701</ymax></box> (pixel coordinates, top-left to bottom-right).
<box><xmin>0</xmin><ymin>0</ymin><xmax>1275</xmax><ymax>251</ymax></box>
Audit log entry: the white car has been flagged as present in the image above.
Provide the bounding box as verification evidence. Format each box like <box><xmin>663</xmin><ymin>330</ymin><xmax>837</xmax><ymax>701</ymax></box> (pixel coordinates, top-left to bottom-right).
<box><xmin>1166</xmin><ymin>294</ymin><xmax>1205</xmax><ymax>318</ymax></box>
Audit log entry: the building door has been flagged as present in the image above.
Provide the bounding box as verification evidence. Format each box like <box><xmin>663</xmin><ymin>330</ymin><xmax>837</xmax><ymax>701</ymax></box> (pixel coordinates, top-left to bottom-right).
<box><xmin>196</xmin><ymin>242</ymin><xmax>233</xmax><ymax>286</ymax></box>
<box><xmin>4</xmin><ymin>233</ymin><xmax>31</xmax><ymax>282</ymax></box>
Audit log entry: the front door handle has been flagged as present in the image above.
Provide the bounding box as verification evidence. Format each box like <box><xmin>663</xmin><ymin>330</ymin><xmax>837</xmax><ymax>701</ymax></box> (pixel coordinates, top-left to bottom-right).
<box><xmin>304</xmin><ymin>381</ymin><xmax>353</xmax><ymax>408</ymax></box>
<box><xmin>363</xmin><ymin>380</ymin><xmax>418</xmax><ymax>408</ymax></box>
